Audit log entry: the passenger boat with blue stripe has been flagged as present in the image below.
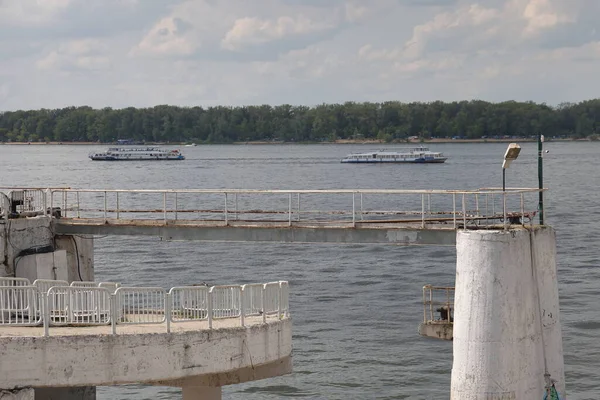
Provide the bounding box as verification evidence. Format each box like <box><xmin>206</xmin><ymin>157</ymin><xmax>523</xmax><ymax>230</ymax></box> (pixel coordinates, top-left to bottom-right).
<box><xmin>89</xmin><ymin>147</ymin><xmax>185</xmax><ymax>161</ymax></box>
<box><xmin>341</xmin><ymin>146</ymin><xmax>447</xmax><ymax>164</ymax></box>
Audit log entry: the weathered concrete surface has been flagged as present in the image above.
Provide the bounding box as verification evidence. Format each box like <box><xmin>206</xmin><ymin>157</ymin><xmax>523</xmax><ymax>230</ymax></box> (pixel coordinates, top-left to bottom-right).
<box><xmin>0</xmin><ymin>217</ymin><xmax>94</xmax><ymax>282</ymax></box>
<box><xmin>1</xmin><ymin>217</ymin><xmax>53</xmax><ymax>277</ymax></box>
<box><xmin>54</xmin><ymin>235</ymin><xmax>94</xmax><ymax>282</ymax></box>
<box><xmin>54</xmin><ymin>218</ymin><xmax>457</xmax><ymax>246</ymax></box>
<box><xmin>18</xmin><ymin>250</ymin><xmax>68</xmax><ymax>283</ymax></box>
<box><xmin>418</xmin><ymin>322</ymin><xmax>453</xmax><ymax>341</ymax></box>
<box><xmin>451</xmin><ymin>227</ymin><xmax>565</xmax><ymax>399</ymax></box>
<box><xmin>0</xmin><ymin>317</ymin><xmax>292</xmax><ymax>389</ymax></box>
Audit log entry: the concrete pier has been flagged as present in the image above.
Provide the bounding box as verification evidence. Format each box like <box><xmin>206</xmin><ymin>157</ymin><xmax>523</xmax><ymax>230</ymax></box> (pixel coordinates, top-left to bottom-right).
<box><xmin>451</xmin><ymin>227</ymin><xmax>565</xmax><ymax>399</ymax></box>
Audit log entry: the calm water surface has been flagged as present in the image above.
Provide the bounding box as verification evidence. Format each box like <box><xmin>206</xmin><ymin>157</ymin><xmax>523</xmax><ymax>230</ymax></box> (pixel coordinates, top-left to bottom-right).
<box><xmin>1</xmin><ymin>142</ymin><xmax>598</xmax><ymax>399</ymax></box>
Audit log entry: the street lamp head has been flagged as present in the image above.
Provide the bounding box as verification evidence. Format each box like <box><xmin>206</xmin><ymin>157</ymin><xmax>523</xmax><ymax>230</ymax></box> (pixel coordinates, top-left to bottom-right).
<box><xmin>502</xmin><ymin>143</ymin><xmax>521</xmax><ymax>169</ymax></box>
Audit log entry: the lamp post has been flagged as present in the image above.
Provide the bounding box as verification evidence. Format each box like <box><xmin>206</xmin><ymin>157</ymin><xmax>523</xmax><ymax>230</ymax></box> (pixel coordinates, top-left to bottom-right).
<box><xmin>502</xmin><ymin>143</ymin><xmax>521</xmax><ymax>192</ymax></box>
<box><xmin>538</xmin><ymin>134</ymin><xmax>544</xmax><ymax>225</ymax></box>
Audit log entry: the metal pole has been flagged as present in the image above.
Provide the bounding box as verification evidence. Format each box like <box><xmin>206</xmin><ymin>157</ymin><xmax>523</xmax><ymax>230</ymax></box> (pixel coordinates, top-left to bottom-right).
<box><xmin>538</xmin><ymin>133</ymin><xmax>544</xmax><ymax>225</ymax></box>
<box><xmin>288</xmin><ymin>193</ymin><xmax>292</xmax><ymax>227</ymax></box>
<box><xmin>502</xmin><ymin>168</ymin><xmax>506</xmax><ymax>192</ymax></box>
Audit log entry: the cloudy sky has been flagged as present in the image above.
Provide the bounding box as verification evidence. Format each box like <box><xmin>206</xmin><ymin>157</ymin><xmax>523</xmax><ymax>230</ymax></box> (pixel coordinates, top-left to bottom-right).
<box><xmin>1</xmin><ymin>0</ymin><xmax>598</xmax><ymax>110</ymax></box>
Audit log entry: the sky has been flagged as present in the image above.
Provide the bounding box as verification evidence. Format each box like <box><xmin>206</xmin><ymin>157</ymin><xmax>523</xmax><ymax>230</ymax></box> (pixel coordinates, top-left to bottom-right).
<box><xmin>0</xmin><ymin>0</ymin><xmax>599</xmax><ymax>110</ymax></box>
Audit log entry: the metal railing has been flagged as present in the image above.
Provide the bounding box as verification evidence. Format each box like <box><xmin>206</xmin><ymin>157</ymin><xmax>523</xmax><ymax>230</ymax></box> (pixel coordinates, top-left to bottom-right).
<box><xmin>40</xmin><ymin>187</ymin><xmax>545</xmax><ymax>229</ymax></box>
<box><xmin>0</xmin><ymin>278</ymin><xmax>290</xmax><ymax>336</ymax></box>
<box><xmin>0</xmin><ymin>286</ymin><xmax>40</xmax><ymax>326</ymax></box>
<box><xmin>422</xmin><ymin>285</ymin><xmax>454</xmax><ymax>324</ymax></box>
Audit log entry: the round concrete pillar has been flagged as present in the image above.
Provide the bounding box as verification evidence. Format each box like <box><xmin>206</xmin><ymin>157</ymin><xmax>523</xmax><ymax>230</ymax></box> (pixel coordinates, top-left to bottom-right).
<box><xmin>451</xmin><ymin>227</ymin><xmax>565</xmax><ymax>399</ymax></box>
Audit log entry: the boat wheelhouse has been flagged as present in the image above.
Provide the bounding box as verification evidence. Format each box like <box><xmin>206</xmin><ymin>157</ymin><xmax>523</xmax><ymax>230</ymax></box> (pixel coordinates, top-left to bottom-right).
<box><xmin>340</xmin><ymin>146</ymin><xmax>447</xmax><ymax>164</ymax></box>
<box><xmin>89</xmin><ymin>147</ymin><xmax>185</xmax><ymax>161</ymax></box>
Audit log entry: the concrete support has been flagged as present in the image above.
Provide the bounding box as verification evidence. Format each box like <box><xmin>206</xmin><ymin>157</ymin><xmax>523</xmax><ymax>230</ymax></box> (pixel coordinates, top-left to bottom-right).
<box><xmin>182</xmin><ymin>386</ymin><xmax>221</xmax><ymax>400</ymax></box>
<box><xmin>0</xmin><ymin>217</ymin><xmax>93</xmax><ymax>282</ymax></box>
<box><xmin>0</xmin><ymin>218</ymin><xmax>53</xmax><ymax>277</ymax></box>
<box><xmin>451</xmin><ymin>227</ymin><xmax>565</xmax><ymax>399</ymax></box>
<box><xmin>54</xmin><ymin>235</ymin><xmax>94</xmax><ymax>282</ymax></box>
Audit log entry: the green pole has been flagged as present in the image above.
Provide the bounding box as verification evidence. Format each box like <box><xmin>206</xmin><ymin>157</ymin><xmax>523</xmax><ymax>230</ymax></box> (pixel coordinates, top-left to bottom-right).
<box><xmin>538</xmin><ymin>133</ymin><xmax>544</xmax><ymax>225</ymax></box>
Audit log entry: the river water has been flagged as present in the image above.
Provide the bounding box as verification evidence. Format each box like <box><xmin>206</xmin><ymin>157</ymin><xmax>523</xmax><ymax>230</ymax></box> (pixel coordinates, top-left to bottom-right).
<box><xmin>1</xmin><ymin>142</ymin><xmax>598</xmax><ymax>399</ymax></box>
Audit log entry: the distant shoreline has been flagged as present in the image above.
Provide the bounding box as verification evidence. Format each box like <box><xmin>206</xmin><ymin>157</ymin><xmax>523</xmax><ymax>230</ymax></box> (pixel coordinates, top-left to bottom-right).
<box><xmin>0</xmin><ymin>137</ymin><xmax>594</xmax><ymax>146</ymax></box>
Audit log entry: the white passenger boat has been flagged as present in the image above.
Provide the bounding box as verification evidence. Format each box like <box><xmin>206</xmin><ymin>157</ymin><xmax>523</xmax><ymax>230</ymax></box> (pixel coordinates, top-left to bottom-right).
<box><xmin>89</xmin><ymin>147</ymin><xmax>185</xmax><ymax>161</ymax></box>
<box><xmin>340</xmin><ymin>146</ymin><xmax>447</xmax><ymax>164</ymax></box>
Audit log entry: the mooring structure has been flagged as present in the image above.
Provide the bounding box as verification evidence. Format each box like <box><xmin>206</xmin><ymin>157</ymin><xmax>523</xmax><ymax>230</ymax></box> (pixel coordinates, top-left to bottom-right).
<box><xmin>0</xmin><ymin>185</ymin><xmax>565</xmax><ymax>399</ymax></box>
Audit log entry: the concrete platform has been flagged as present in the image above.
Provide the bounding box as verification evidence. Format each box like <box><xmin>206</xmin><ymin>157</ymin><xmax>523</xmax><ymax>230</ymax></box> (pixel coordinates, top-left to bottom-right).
<box><xmin>0</xmin><ymin>316</ymin><xmax>292</xmax><ymax>389</ymax></box>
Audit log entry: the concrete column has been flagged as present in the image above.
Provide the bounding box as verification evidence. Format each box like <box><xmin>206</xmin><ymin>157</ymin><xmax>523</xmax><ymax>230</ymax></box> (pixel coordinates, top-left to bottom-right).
<box><xmin>54</xmin><ymin>235</ymin><xmax>94</xmax><ymax>282</ymax></box>
<box><xmin>182</xmin><ymin>386</ymin><xmax>222</xmax><ymax>400</ymax></box>
<box><xmin>451</xmin><ymin>227</ymin><xmax>565</xmax><ymax>399</ymax></box>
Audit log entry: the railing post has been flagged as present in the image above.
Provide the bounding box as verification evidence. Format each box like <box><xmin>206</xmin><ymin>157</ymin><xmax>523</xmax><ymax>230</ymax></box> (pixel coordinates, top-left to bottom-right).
<box><xmin>116</xmin><ymin>192</ymin><xmax>120</xmax><ymax>220</ymax></box>
<box><xmin>503</xmin><ymin>191</ymin><xmax>507</xmax><ymax>230</ymax></box>
<box><xmin>360</xmin><ymin>192</ymin><xmax>363</xmax><ymax>221</ymax></box>
<box><xmin>103</xmin><ymin>191</ymin><xmax>107</xmax><ymax>223</ymax></box>
<box><xmin>429</xmin><ymin>286</ymin><xmax>433</xmax><ymax>321</ymax></box>
<box><xmin>261</xmin><ymin>284</ymin><xmax>266</xmax><ymax>324</ymax></box>
<box><xmin>278</xmin><ymin>282</ymin><xmax>283</xmax><ymax>320</ymax></box>
<box><xmin>49</xmin><ymin>190</ymin><xmax>54</xmax><ymax>217</ymax></box>
<box><xmin>166</xmin><ymin>292</ymin><xmax>171</xmax><ymax>333</ymax></box>
<box><xmin>42</xmin><ymin>190</ymin><xmax>47</xmax><ymax>216</ymax></box>
<box><xmin>63</xmin><ymin>191</ymin><xmax>67</xmax><ymax>218</ymax></box>
<box><xmin>485</xmin><ymin>193</ymin><xmax>489</xmax><ymax>226</ymax></box>
<box><xmin>462</xmin><ymin>194</ymin><xmax>466</xmax><ymax>229</ymax></box>
<box><xmin>43</xmin><ymin>293</ymin><xmax>50</xmax><ymax>337</ymax></box>
<box><xmin>163</xmin><ymin>192</ymin><xmax>167</xmax><ymax>224</ymax></box>
<box><xmin>208</xmin><ymin>289</ymin><xmax>213</xmax><ymax>329</ymax></box>
<box><xmin>110</xmin><ymin>293</ymin><xmax>116</xmax><ymax>334</ymax></box>
<box><xmin>452</xmin><ymin>193</ymin><xmax>456</xmax><ymax>229</ymax></box>
<box><xmin>421</xmin><ymin>194</ymin><xmax>425</xmax><ymax>228</ymax></box>
<box><xmin>76</xmin><ymin>191</ymin><xmax>80</xmax><ymax>219</ymax></box>
<box><xmin>288</xmin><ymin>193</ymin><xmax>292</xmax><ymax>227</ymax></box>
<box><xmin>352</xmin><ymin>192</ymin><xmax>356</xmax><ymax>227</ymax></box>
<box><xmin>224</xmin><ymin>193</ymin><xmax>229</xmax><ymax>226</ymax></box>
<box><xmin>297</xmin><ymin>193</ymin><xmax>300</xmax><ymax>222</ymax></box>
<box><xmin>240</xmin><ymin>286</ymin><xmax>245</xmax><ymax>327</ymax></box>
<box><xmin>174</xmin><ymin>192</ymin><xmax>178</xmax><ymax>221</ymax></box>
<box><xmin>475</xmin><ymin>193</ymin><xmax>479</xmax><ymax>216</ymax></box>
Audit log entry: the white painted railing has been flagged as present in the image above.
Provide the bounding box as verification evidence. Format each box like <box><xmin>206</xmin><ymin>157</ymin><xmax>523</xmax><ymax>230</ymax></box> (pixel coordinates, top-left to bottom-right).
<box><xmin>44</xmin><ymin>287</ymin><xmax>111</xmax><ymax>329</ymax></box>
<box><xmin>0</xmin><ymin>278</ymin><xmax>290</xmax><ymax>336</ymax></box>
<box><xmin>40</xmin><ymin>187</ymin><xmax>545</xmax><ymax>229</ymax></box>
<box><xmin>0</xmin><ymin>286</ymin><xmax>40</xmax><ymax>326</ymax></box>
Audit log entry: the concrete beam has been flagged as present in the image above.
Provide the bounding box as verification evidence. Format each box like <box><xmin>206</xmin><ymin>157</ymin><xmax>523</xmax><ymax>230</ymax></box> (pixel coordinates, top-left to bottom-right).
<box><xmin>53</xmin><ymin>220</ymin><xmax>456</xmax><ymax>246</ymax></box>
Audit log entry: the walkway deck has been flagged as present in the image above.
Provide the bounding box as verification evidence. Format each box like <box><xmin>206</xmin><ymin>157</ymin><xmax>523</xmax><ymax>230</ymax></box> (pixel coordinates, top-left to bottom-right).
<box><xmin>2</xmin><ymin>187</ymin><xmax>544</xmax><ymax>245</ymax></box>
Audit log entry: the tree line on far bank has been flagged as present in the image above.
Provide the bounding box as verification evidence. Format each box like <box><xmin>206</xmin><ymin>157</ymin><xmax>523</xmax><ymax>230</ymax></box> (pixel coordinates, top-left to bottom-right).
<box><xmin>0</xmin><ymin>99</ymin><xmax>598</xmax><ymax>144</ymax></box>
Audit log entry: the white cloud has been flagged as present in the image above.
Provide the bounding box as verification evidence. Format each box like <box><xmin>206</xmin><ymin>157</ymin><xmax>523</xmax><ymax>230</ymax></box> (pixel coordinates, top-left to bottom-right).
<box><xmin>132</xmin><ymin>17</ymin><xmax>196</xmax><ymax>57</ymax></box>
<box><xmin>36</xmin><ymin>39</ymin><xmax>110</xmax><ymax>71</ymax></box>
<box><xmin>221</xmin><ymin>15</ymin><xmax>336</xmax><ymax>51</ymax></box>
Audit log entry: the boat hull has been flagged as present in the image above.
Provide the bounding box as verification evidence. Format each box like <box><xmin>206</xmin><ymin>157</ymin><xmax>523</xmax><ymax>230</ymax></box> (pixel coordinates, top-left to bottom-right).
<box><xmin>341</xmin><ymin>158</ymin><xmax>447</xmax><ymax>164</ymax></box>
<box><xmin>90</xmin><ymin>156</ymin><xmax>185</xmax><ymax>161</ymax></box>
